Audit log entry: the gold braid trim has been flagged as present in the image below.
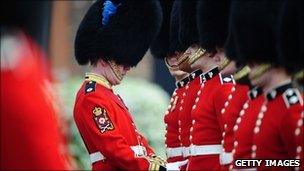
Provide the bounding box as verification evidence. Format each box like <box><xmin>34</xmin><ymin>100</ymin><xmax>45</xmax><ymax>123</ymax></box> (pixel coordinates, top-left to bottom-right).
<box><xmin>188</xmin><ymin>48</ymin><xmax>206</xmax><ymax>65</ymax></box>
<box><xmin>85</xmin><ymin>73</ymin><xmax>112</xmax><ymax>89</ymax></box>
<box><xmin>250</xmin><ymin>63</ymin><xmax>271</xmax><ymax>80</ymax></box>
<box><xmin>148</xmin><ymin>155</ymin><xmax>167</xmax><ymax>171</ymax></box>
<box><xmin>108</xmin><ymin>60</ymin><xmax>123</xmax><ymax>81</ymax></box>
<box><xmin>294</xmin><ymin>69</ymin><xmax>304</xmax><ymax>81</ymax></box>
<box><xmin>218</xmin><ymin>57</ymin><xmax>231</xmax><ymax>71</ymax></box>
<box><xmin>233</xmin><ymin>65</ymin><xmax>251</xmax><ymax>81</ymax></box>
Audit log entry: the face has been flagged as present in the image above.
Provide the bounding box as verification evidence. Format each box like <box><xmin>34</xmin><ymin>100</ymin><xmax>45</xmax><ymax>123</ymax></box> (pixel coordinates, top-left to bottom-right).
<box><xmin>248</xmin><ymin>63</ymin><xmax>270</xmax><ymax>87</ymax></box>
<box><xmin>179</xmin><ymin>44</ymin><xmax>201</xmax><ymax>72</ymax></box>
<box><xmin>108</xmin><ymin>60</ymin><xmax>130</xmax><ymax>84</ymax></box>
<box><xmin>166</xmin><ymin>52</ymin><xmax>188</xmax><ymax>80</ymax></box>
<box><xmin>221</xmin><ymin>60</ymin><xmax>237</xmax><ymax>76</ymax></box>
<box><xmin>95</xmin><ymin>60</ymin><xmax>130</xmax><ymax>85</ymax></box>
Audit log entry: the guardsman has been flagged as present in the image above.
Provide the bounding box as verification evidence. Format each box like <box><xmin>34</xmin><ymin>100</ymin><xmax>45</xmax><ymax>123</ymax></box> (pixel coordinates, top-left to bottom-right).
<box><xmin>72</xmin><ymin>0</ymin><xmax>180</xmax><ymax>170</ymax></box>
<box><xmin>278</xmin><ymin>1</ymin><xmax>304</xmax><ymax>169</ymax></box>
<box><xmin>176</xmin><ymin>1</ymin><xmax>240</xmax><ymax>170</ymax></box>
<box><xmin>150</xmin><ymin>0</ymin><xmax>189</xmax><ymax>163</ymax></box>
<box><xmin>226</xmin><ymin>1</ymin><xmax>303</xmax><ymax>170</ymax></box>
<box><xmin>173</xmin><ymin>1</ymin><xmax>205</xmax><ymax>167</ymax></box>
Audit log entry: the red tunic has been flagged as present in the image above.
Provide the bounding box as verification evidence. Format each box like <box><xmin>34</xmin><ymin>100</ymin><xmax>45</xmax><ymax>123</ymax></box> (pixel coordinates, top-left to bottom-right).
<box><xmin>179</xmin><ymin>70</ymin><xmax>203</xmax><ymax>153</ymax></box>
<box><xmin>220</xmin><ymin>83</ymin><xmax>249</xmax><ymax>168</ymax></box>
<box><xmin>231</xmin><ymin>87</ymin><xmax>265</xmax><ymax>170</ymax></box>
<box><xmin>1</xmin><ymin>32</ymin><xmax>72</xmax><ymax>170</ymax></box>
<box><xmin>252</xmin><ymin>83</ymin><xmax>303</xmax><ymax>171</ymax></box>
<box><xmin>187</xmin><ymin>67</ymin><xmax>235</xmax><ymax>170</ymax></box>
<box><xmin>164</xmin><ymin>76</ymin><xmax>189</xmax><ymax>162</ymax></box>
<box><xmin>73</xmin><ymin>73</ymin><xmax>163</xmax><ymax>171</ymax></box>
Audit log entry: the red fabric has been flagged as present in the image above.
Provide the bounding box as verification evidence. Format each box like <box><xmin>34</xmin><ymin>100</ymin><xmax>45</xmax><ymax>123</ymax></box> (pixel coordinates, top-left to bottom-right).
<box><xmin>180</xmin><ymin>77</ymin><xmax>201</xmax><ymax>148</ymax></box>
<box><xmin>233</xmin><ymin>95</ymin><xmax>265</xmax><ymax>169</ymax></box>
<box><xmin>254</xmin><ymin>94</ymin><xmax>303</xmax><ymax>170</ymax></box>
<box><xmin>222</xmin><ymin>84</ymin><xmax>249</xmax><ymax>153</ymax></box>
<box><xmin>220</xmin><ymin>84</ymin><xmax>249</xmax><ymax>170</ymax></box>
<box><xmin>164</xmin><ymin>87</ymin><xmax>186</xmax><ymax>162</ymax></box>
<box><xmin>188</xmin><ymin>73</ymin><xmax>234</xmax><ymax>170</ymax></box>
<box><xmin>0</xmin><ymin>33</ymin><xmax>71</xmax><ymax>170</ymax></box>
<box><xmin>190</xmin><ymin>74</ymin><xmax>234</xmax><ymax>145</ymax></box>
<box><xmin>187</xmin><ymin>155</ymin><xmax>221</xmax><ymax>171</ymax></box>
<box><xmin>73</xmin><ymin>82</ymin><xmax>153</xmax><ymax>170</ymax></box>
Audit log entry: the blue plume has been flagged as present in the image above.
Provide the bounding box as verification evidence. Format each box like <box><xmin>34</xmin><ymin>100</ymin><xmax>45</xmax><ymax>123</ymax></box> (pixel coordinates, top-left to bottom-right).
<box><xmin>102</xmin><ymin>0</ymin><xmax>118</xmax><ymax>26</ymax></box>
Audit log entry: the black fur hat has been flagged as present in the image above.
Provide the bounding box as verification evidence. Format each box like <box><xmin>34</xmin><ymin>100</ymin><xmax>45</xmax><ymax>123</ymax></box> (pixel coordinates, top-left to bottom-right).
<box><xmin>150</xmin><ymin>0</ymin><xmax>184</xmax><ymax>59</ymax></box>
<box><xmin>150</xmin><ymin>0</ymin><xmax>174</xmax><ymax>59</ymax></box>
<box><xmin>277</xmin><ymin>0</ymin><xmax>303</xmax><ymax>74</ymax></box>
<box><xmin>179</xmin><ymin>0</ymin><xmax>199</xmax><ymax>51</ymax></box>
<box><xmin>168</xmin><ymin>0</ymin><xmax>184</xmax><ymax>56</ymax></box>
<box><xmin>228</xmin><ymin>1</ymin><xmax>283</xmax><ymax>65</ymax></box>
<box><xmin>197</xmin><ymin>0</ymin><xmax>231</xmax><ymax>53</ymax></box>
<box><xmin>75</xmin><ymin>0</ymin><xmax>162</xmax><ymax>66</ymax></box>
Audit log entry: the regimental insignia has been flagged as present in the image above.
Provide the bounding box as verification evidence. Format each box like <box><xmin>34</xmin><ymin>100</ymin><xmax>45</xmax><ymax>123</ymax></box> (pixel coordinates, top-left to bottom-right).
<box><xmin>85</xmin><ymin>81</ymin><xmax>96</xmax><ymax>94</ymax></box>
<box><xmin>283</xmin><ymin>88</ymin><xmax>303</xmax><ymax>108</ymax></box>
<box><xmin>220</xmin><ymin>74</ymin><xmax>235</xmax><ymax>85</ymax></box>
<box><xmin>92</xmin><ymin>106</ymin><xmax>114</xmax><ymax>133</ymax></box>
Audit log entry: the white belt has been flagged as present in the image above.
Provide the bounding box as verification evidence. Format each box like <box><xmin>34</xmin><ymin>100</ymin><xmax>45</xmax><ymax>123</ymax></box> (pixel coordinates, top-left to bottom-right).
<box><xmin>89</xmin><ymin>145</ymin><xmax>147</xmax><ymax>164</ymax></box>
<box><xmin>189</xmin><ymin>144</ymin><xmax>223</xmax><ymax>156</ymax></box>
<box><xmin>220</xmin><ymin>152</ymin><xmax>233</xmax><ymax>165</ymax></box>
<box><xmin>166</xmin><ymin>146</ymin><xmax>191</xmax><ymax>158</ymax></box>
<box><xmin>166</xmin><ymin>147</ymin><xmax>183</xmax><ymax>158</ymax></box>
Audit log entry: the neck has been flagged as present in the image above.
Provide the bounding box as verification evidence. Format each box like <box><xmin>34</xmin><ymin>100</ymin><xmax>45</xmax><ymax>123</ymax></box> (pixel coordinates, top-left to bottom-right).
<box><xmin>91</xmin><ymin>66</ymin><xmax>107</xmax><ymax>79</ymax></box>
<box><xmin>263</xmin><ymin>69</ymin><xmax>291</xmax><ymax>93</ymax></box>
<box><xmin>201</xmin><ymin>64</ymin><xmax>218</xmax><ymax>73</ymax></box>
<box><xmin>175</xmin><ymin>74</ymin><xmax>188</xmax><ymax>81</ymax></box>
<box><xmin>91</xmin><ymin>65</ymin><xmax>119</xmax><ymax>86</ymax></box>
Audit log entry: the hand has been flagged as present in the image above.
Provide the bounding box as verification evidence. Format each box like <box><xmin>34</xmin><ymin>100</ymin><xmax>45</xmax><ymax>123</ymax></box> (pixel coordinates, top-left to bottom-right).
<box><xmin>166</xmin><ymin>159</ymin><xmax>188</xmax><ymax>171</ymax></box>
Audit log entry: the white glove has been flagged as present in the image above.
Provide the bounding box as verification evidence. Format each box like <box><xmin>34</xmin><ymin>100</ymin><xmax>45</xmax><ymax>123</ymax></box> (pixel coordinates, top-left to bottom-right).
<box><xmin>166</xmin><ymin>159</ymin><xmax>188</xmax><ymax>171</ymax></box>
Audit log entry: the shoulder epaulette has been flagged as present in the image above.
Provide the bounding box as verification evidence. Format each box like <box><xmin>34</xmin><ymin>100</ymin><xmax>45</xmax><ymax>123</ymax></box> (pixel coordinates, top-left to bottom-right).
<box><xmin>220</xmin><ymin>74</ymin><xmax>235</xmax><ymax>85</ymax></box>
<box><xmin>85</xmin><ymin>81</ymin><xmax>97</xmax><ymax>94</ymax></box>
<box><xmin>282</xmin><ymin>88</ymin><xmax>303</xmax><ymax>108</ymax></box>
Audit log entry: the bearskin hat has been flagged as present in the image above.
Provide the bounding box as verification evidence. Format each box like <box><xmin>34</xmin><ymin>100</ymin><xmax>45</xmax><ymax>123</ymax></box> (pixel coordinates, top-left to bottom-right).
<box><xmin>197</xmin><ymin>0</ymin><xmax>231</xmax><ymax>53</ymax></box>
<box><xmin>179</xmin><ymin>0</ymin><xmax>199</xmax><ymax>51</ymax></box>
<box><xmin>277</xmin><ymin>0</ymin><xmax>303</xmax><ymax>74</ymax></box>
<box><xmin>150</xmin><ymin>0</ymin><xmax>174</xmax><ymax>59</ymax></box>
<box><xmin>227</xmin><ymin>1</ymin><xmax>283</xmax><ymax>65</ymax></box>
<box><xmin>74</xmin><ymin>0</ymin><xmax>162</xmax><ymax>67</ymax></box>
<box><xmin>168</xmin><ymin>0</ymin><xmax>184</xmax><ymax>56</ymax></box>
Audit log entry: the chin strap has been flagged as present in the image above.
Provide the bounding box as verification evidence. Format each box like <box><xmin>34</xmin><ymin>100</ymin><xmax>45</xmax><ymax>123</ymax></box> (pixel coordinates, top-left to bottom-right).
<box><xmin>233</xmin><ymin>65</ymin><xmax>251</xmax><ymax>81</ymax></box>
<box><xmin>188</xmin><ymin>47</ymin><xmax>206</xmax><ymax>65</ymax></box>
<box><xmin>164</xmin><ymin>57</ymin><xmax>179</xmax><ymax>71</ymax></box>
<box><xmin>250</xmin><ymin>63</ymin><xmax>271</xmax><ymax>81</ymax></box>
<box><xmin>294</xmin><ymin>69</ymin><xmax>303</xmax><ymax>82</ymax></box>
<box><xmin>218</xmin><ymin>57</ymin><xmax>231</xmax><ymax>71</ymax></box>
<box><xmin>108</xmin><ymin>60</ymin><xmax>123</xmax><ymax>81</ymax></box>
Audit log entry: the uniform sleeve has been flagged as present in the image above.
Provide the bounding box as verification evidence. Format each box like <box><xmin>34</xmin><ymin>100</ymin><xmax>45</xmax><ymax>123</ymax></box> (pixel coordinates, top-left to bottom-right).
<box><xmin>77</xmin><ymin>95</ymin><xmax>152</xmax><ymax>170</ymax></box>
<box><xmin>139</xmin><ymin>134</ymin><xmax>155</xmax><ymax>156</ymax></box>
